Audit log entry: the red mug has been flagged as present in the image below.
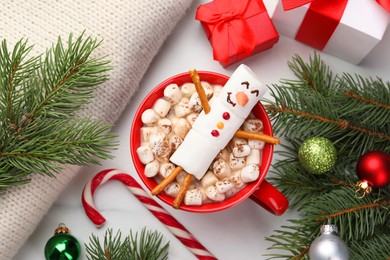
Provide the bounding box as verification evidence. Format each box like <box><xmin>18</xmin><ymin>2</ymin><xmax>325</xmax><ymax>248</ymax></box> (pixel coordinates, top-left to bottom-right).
<box><xmin>130</xmin><ymin>71</ymin><xmax>288</xmax><ymax>215</ymax></box>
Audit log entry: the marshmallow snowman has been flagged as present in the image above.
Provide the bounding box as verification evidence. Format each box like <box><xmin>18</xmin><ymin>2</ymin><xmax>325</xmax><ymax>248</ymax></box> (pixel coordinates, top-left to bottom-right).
<box><xmin>170</xmin><ymin>64</ymin><xmax>266</xmax><ymax>180</ymax></box>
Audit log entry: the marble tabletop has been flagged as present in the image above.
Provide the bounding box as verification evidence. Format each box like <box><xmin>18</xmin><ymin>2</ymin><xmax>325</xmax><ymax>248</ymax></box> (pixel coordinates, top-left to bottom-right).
<box><xmin>14</xmin><ymin>1</ymin><xmax>390</xmax><ymax>259</ymax></box>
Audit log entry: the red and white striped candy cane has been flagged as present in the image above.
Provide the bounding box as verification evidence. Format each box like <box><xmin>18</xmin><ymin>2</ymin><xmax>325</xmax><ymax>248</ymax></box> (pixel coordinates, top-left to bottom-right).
<box><xmin>82</xmin><ymin>169</ymin><xmax>217</xmax><ymax>260</ymax></box>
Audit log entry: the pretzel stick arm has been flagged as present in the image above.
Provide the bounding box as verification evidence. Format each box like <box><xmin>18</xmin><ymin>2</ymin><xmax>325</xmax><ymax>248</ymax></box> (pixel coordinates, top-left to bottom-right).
<box><xmin>189</xmin><ymin>69</ymin><xmax>211</xmax><ymax>114</ymax></box>
<box><xmin>234</xmin><ymin>130</ymin><xmax>280</xmax><ymax>145</ymax></box>
<box><xmin>151</xmin><ymin>166</ymin><xmax>183</xmax><ymax>196</ymax></box>
<box><xmin>173</xmin><ymin>173</ymin><xmax>193</xmax><ymax>209</ymax></box>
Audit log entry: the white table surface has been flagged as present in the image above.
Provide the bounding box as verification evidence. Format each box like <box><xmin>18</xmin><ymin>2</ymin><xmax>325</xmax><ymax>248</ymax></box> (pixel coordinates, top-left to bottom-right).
<box><xmin>14</xmin><ymin>1</ymin><xmax>390</xmax><ymax>259</ymax></box>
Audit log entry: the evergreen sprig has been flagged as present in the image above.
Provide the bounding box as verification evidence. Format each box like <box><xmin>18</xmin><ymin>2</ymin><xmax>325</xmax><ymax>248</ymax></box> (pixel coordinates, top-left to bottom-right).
<box><xmin>85</xmin><ymin>228</ymin><xmax>169</xmax><ymax>260</ymax></box>
<box><xmin>264</xmin><ymin>54</ymin><xmax>390</xmax><ymax>259</ymax></box>
<box><xmin>0</xmin><ymin>33</ymin><xmax>116</xmax><ymax>191</ymax></box>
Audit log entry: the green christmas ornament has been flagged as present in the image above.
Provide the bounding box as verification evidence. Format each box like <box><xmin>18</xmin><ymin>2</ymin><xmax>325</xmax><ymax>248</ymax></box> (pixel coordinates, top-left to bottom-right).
<box><xmin>44</xmin><ymin>223</ymin><xmax>81</xmax><ymax>260</ymax></box>
<box><xmin>298</xmin><ymin>136</ymin><xmax>337</xmax><ymax>175</ymax></box>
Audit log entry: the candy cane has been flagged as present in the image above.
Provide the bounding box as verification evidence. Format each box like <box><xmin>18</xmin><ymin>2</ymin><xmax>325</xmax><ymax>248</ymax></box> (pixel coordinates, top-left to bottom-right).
<box><xmin>82</xmin><ymin>169</ymin><xmax>217</xmax><ymax>260</ymax></box>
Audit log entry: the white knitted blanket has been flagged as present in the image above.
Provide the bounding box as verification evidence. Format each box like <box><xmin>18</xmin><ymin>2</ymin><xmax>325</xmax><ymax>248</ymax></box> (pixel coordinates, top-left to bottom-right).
<box><xmin>0</xmin><ymin>1</ymin><xmax>193</xmax><ymax>258</ymax></box>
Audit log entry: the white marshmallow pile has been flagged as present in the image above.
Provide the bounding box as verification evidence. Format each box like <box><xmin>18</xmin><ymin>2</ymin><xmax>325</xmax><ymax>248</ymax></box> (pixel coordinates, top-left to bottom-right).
<box><xmin>137</xmin><ymin>79</ymin><xmax>265</xmax><ymax>206</ymax></box>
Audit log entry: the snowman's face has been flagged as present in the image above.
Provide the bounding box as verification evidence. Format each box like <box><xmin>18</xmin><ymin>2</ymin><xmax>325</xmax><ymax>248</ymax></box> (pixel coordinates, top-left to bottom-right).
<box><xmin>226</xmin><ymin>81</ymin><xmax>260</xmax><ymax>108</ymax></box>
<box><xmin>217</xmin><ymin>78</ymin><xmax>264</xmax><ymax>120</ymax></box>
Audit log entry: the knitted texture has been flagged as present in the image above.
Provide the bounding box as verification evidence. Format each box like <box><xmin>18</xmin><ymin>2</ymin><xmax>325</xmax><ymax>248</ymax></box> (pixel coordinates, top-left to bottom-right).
<box><xmin>0</xmin><ymin>1</ymin><xmax>193</xmax><ymax>258</ymax></box>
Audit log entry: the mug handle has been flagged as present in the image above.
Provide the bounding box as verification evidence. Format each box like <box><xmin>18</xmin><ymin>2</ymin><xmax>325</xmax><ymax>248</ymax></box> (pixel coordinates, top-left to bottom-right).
<box><xmin>249</xmin><ymin>180</ymin><xmax>289</xmax><ymax>216</ymax></box>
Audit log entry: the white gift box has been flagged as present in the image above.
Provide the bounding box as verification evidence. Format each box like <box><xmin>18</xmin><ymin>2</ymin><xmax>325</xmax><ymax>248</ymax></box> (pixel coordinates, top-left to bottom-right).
<box><xmin>272</xmin><ymin>0</ymin><xmax>390</xmax><ymax>64</ymax></box>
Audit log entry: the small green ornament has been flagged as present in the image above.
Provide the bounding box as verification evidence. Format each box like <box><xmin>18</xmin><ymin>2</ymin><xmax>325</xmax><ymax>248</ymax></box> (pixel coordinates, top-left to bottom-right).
<box><xmin>44</xmin><ymin>223</ymin><xmax>81</xmax><ymax>260</ymax></box>
<box><xmin>298</xmin><ymin>136</ymin><xmax>337</xmax><ymax>175</ymax></box>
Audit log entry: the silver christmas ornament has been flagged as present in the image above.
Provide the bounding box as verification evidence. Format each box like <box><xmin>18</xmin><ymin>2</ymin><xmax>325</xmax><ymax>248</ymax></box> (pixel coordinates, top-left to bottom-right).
<box><xmin>309</xmin><ymin>224</ymin><xmax>349</xmax><ymax>260</ymax></box>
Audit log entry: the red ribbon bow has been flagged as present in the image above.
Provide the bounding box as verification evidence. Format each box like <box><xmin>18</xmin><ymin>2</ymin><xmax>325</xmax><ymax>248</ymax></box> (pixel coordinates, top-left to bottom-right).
<box><xmin>196</xmin><ymin>0</ymin><xmax>257</xmax><ymax>63</ymax></box>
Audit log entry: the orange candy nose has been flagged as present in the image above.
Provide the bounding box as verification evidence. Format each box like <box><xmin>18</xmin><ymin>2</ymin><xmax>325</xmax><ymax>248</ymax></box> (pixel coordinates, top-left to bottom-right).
<box><xmin>236</xmin><ymin>92</ymin><xmax>248</xmax><ymax>107</ymax></box>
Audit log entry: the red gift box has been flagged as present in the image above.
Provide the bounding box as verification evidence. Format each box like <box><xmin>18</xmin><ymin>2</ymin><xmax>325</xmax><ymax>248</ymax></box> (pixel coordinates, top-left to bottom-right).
<box><xmin>196</xmin><ymin>0</ymin><xmax>279</xmax><ymax>67</ymax></box>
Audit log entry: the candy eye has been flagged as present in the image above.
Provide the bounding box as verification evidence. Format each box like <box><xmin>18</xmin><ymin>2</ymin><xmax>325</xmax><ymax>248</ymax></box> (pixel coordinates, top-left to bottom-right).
<box><xmin>241</xmin><ymin>81</ymin><xmax>249</xmax><ymax>89</ymax></box>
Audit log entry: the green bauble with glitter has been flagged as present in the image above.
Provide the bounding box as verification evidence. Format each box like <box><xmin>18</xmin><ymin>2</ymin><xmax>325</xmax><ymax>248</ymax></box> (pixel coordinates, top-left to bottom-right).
<box><xmin>298</xmin><ymin>136</ymin><xmax>337</xmax><ymax>175</ymax></box>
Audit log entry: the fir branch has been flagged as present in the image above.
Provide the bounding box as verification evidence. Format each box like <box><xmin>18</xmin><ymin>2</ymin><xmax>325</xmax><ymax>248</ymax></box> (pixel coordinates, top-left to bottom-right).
<box><xmin>265</xmin><ymin>54</ymin><xmax>390</xmax><ymax>260</ymax></box>
<box><xmin>264</xmin><ymin>53</ymin><xmax>390</xmax><ymax>156</ymax></box>
<box><xmin>345</xmin><ymin>91</ymin><xmax>390</xmax><ymax>110</ymax></box>
<box><xmin>265</xmin><ymin>220</ymin><xmax>318</xmax><ymax>260</ymax></box>
<box><xmin>127</xmin><ymin>228</ymin><xmax>169</xmax><ymax>260</ymax></box>
<box><xmin>0</xmin><ymin>34</ymin><xmax>115</xmax><ymax>192</ymax></box>
<box><xmin>266</xmin><ymin>104</ymin><xmax>389</xmax><ymax>141</ymax></box>
<box><xmin>301</xmin><ymin>186</ymin><xmax>390</xmax><ymax>241</ymax></box>
<box><xmin>349</xmin><ymin>231</ymin><xmax>390</xmax><ymax>259</ymax></box>
<box><xmin>86</xmin><ymin>229</ymin><xmax>128</xmax><ymax>260</ymax></box>
<box><xmin>0</xmin><ymin>39</ymin><xmax>40</xmax><ymax>123</ymax></box>
<box><xmin>27</xmin><ymin>32</ymin><xmax>111</xmax><ymax>121</ymax></box>
<box><xmin>0</xmin><ymin>118</ymin><xmax>116</xmax><ymax>176</ymax></box>
<box><xmin>85</xmin><ymin>228</ymin><xmax>169</xmax><ymax>260</ymax></box>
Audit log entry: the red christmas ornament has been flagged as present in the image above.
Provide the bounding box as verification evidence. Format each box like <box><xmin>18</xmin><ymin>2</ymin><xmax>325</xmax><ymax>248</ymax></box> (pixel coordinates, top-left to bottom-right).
<box><xmin>355</xmin><ymin>151</ymin><xmax>390</xmax><ymax>197</ymax></box>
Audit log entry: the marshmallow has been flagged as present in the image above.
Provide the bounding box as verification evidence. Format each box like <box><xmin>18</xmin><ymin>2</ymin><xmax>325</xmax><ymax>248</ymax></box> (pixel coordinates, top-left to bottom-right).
<box><xmin>164</xmin><ymin>182</ymin><xmax>180</xmax><ymax>197</ymax></box>
<box><xmin>144</xmin><ymin>160</ymin><xmax>160</xmax><ymax>178</ymax></box>
<box><xmin>213</xmin><ymin>84</ymin><xmax>223</xmax><ymax>96</ymax></box>
<box><xmin>164</xmin><ymin>83</ymin><xmax>182</xmax><ymax>104</ymax></box>
<box><xmin>212</xmin><ymin>158</ymin><xmax>232</xmax><ymax>179</ymax></box>
<box><xmin>229</xmin><ymin>153</ymin><xmax>246</xmax><ymax>170</ymax></box>
<box><xmin>173</xmin><ymin>97</ymin><xmax>191</xmax><ymax>118</ymax></box>
<box><xmin>141</xmin><ymin>109</ymin><xmax>160</xmax><ymax>126</ymax></box>
<box><xmin>248</xmin><ymin>139</ymin><xmax>265</xmax><ymax>150</ymax></box>
<box><xmin>217</xmin><ymin>148</ymin><xmax>230</xmax><ymax>161</ymax></box>
<box><xmin>229</xmin><ymin>137</ymin><xmax>247</xmax><ymax>149</ymax></box>
<box><xmin>181</xmin><ymin>82</ymin><xmax>196</xmax><ymax>97</ymax></box>
<box><xmin>232</xmin><ymin>144</ymin><xmax>251</xmax><ymax>158</ymax></box>
<box><xmin>170</xmin><ymin>116</ymin><xmax>179</xmax><ymax>126</ymax></box>
<box><xmin>176</xmin><ymin>170</ymin><xmax>188</xmax><ymax>184</ymax></box>
<box><xmin>140</xmin><ymin>126</ymin><xmax>158</xmax><ymax>144</ymax></box>
<box><xmin>153</xmin><ymin>98</ymin><xmax>171</xmax><ymax>117</ymax></box>
<box><xmin>155</xmin><ymin>152</ymin><xmax>170</xmax><ymax>163</ymax></box>
<box><xmin>225</xmin><ymin>187</ymin><xmax>238</xmax><ymax>198</ymax></box>
<box><xmin>136</xmin><ymin>145</ymin><xmax>154</xmax><ymax>164</ymax></box>
<box><xmin>159</xmin><ymin>162</ymin><xmax>176</xmax><ymax>178</ymax></box>
<box><xmin>184</xmin><ymin>188</ymin><xmax>203</xmax><ymax>206</ymax></box>
<box><xmin>158</xmin><ymin>118</ymin><xmax>172</xmax><ymax>135</ymax></box>
<box><xmin>216</xmin><ymin>178</ymin><xmax>234</xmax><ymax>193</ymax></box>
<box><xmin>201</xmin><ymin>81</ymin><xmax>214</xmax><ymax>98</ymax></box>
<box><xmin>187</xmin><ymin>183</ymin><xmax>207</xmax><ymax>201</ymax></box>
<box><xmin>230</xmin><ymin>170</ymin><xmax>245</xmax><ymax>189</ymax></box>
<box><xmin>201</xmin><ymin>171</ymin><xmax>219</xmax><ymax>188</ymax></box>
<box><xmin>241</xmin><ymin>164</ymin><xmax>260</xmax><ymax>183</ymax></box>
<box><xmin>189</xmin><ymin>92</ymin><xmax>202</xmax><ymax>113</ymax></box>
<box><xmin>170</xmin><ymin>129</ymin><xmax>220</xmax><ymax>180</ymax></box>
<box><xmin>168</xmin><ymin>134</ymin><xmax>183</xmax><ymax>151</ymax></box>
<box><xmin>189</xmin><ymin>179</ymin><xmax>202</xmax><ymax>190</ymax></box>
<box><xmin>149</xmin><ymin>132</ymin><xmax>170</xmax><ymax>156</ymax></box>
<box><xmin>246</xmin><ymin>149</ymin><xmax>261</xmax><ymax>166</ymax></box>
<box><xmin>205</xmin><ymin>186</ymin><xmax>225</xmax><ymax>202</ymax></box>
<box><xmin>243</xmin><ymin>118</ymin><xmax>263</xmax><ymax>133</ymax></box>
<box><xmin>173</xmin><ymin>118</ymin><xmax>191</xmax><ymax>139</ymax></box>
<box><xmin>186</xmin><ymin>113</ymin><xmax>198</xmax><ymax>126</ymax></box>
<box><xmin>243</xmin><ymin>118</ymin><xmax>263</xmax><ymax>132</ymax></box>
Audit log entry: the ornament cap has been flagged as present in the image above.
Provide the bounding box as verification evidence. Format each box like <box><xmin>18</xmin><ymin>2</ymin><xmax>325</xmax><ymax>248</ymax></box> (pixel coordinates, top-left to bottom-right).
<box><xmin>355</xmin><ymin>180</ymin><xmax>372</xmax><ymax>198</ymax></box>
<box><xmin>320</xmin><ymin>224</ymin><xmax>338</xmax><ymax>235</ymax></box>
<box><xmin>54</xmin><ymin>223</ymin><xmax>70</xmax><ymax>234</ymax></box>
